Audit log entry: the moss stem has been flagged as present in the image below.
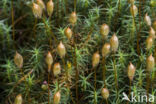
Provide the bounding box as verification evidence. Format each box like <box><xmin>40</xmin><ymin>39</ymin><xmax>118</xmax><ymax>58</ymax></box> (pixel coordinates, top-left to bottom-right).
<box><xmin>48</xmin><ymin>17</ymin><xmax>53</xmax><ymax>50</ymax></box>
<box><xmin>146</xmin><ymin>49</ymin><xmax>150</xmax><ymax>104</ymax></box>
<box><xmin>62</xmin><ymin>58</ymin><xmax>68</xmax><ymax>84</ymax></box>
<box><xmin>127</xmin><ymin>80</ymin><xmax>131</xmax><ymax>104</ymax></box>
<box><xmin>72</xmin><ymin>25</ymin><xmax>79</xmax><ymax>103</ymax></box>
<box><xmin>42</xmin><ymin>16</ymin><xmax>58</xmax><ymax>44</ymax></box>
<box><xmin>62</xmin><ymin>58</ymin><xmax>75</xmax><ymax>104</ymax></box>
<box><xmin>74</xmin><ymin>45</ymin><xmax>79</xmax><ymax>104</ymax></box>
<box><xmin>137</xmin><ymin>0</ymin><xmax>142</xmax><ymax>56</ymax></box>
<box><xmin>98</xmin><ymin>0</ymin><xmax>102</xmax><ymax>5</ymax></box>
<box><xmin>131</xmin><ymin>2</ymin><xmax>140</xmax><ymax>55</ymax></box>
<box><xmin>113</xmin><ymin>53</ymin><xmax>118</xmax><ymax>103</ymax></box>
<box><xmin>94</xmin><ymin>67</ymin><xmax>96</xmax><ymax>89</ymax></box>
<box><xmin>151</xmin><ymin>5</ymin><xmax>156</xmax><ymax>97</ymax></box>
<box><xmin>65</xmin><ymin>0</ymin><xmax>68</xmax><ymax>14</ymax></box>
<box><xmin>11</xmin><ymin>0</ymin><xmax>15</xmax><ymax>47</ymax></box>
<box><xmin>113</xmin><ymin>0</ymin><xmax>121</xmax><ymax>31</ymax></box>
<box><xmin>81</xmin><ymin>26</ymin><xmax>94</xmax><ymax>48</ymax></box>
<box><xmin>106</xmin><ymin>99</ymin><xmax>108</xmax><ymax>104</ymax></box>
<box><xmin>20</xmin><ymin>68</ymin><xmax>28</xmax><ymax>92</ymax></box>
<box><xmin>48</xmin><ymin>73</ymin><xmax>50</xmax><ymax>104</ymax></box>
<box><xmin>74</xmin><ymin>0</ymin><xmax>77</xmax><ymax>12</ymax></box>
<box><xmin>56</xmin><ymin>0</ymin><xmax>60</xmax><ymax>26</ymax></box>
<box><xmin>57</xmin><ymin>77</ymin><xmax>59</xmax><ymax>90</ymax></box>
<box><xmin>102</xmin><ymin>57</ymin><xmax>106</xmax><ymax>87</ymax></box>
<box><xmin>146</xmin><ymin>71</ymin><xmax>150</xmax><ymax>104</ymax></box>
<box><xmin>94</xmin><ymin>67</ymin><xmax>97</xmax><ymax>104</ymax></box>
<box><xmin>32</xmin><ymin>18</ymin><xmax>37</xmax><ymax>40</ymax></box>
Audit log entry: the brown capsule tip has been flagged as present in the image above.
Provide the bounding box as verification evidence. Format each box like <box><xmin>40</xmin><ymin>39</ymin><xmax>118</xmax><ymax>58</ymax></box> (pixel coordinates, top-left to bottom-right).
<box><xmin>71</xmin><ymin>12</ymin><xmax>76</xmax><ymax>16</ymax></box>
<box><xmin>129</xmin><ymin>62</ymin><xmax>133</xmax><ymax>67</ymax></box>
<box><xmin>130</xmin><ymin>0</ymin><xmax>135</xmax><ymax>4</ymax></box>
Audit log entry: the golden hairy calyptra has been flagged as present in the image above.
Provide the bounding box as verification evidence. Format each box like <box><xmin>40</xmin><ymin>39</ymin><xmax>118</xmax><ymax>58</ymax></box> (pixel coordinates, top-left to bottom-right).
<box><xmin>14</xmin><ymin>51</ymin><xmax>23</xmax><ymax>69</ymax></box>
<box><xmin>47</xmin><ymin>0</ymin><xmax>54</xmax><ymax>17</ymax></box>
<box><xmin>101</xmin><ymin>88</ymin><xmax>109</xmax><ymax>99</ymax></box>
<box><xmin>57</xmin><ymin>42</ymin><xmax>66</xmax><ymax>58</ymax></box>
<box><xmin>14</xmin><ymin>94</ymin><xmax>22</xmax><ymax>104</ymax></box>
<box><xmin>54</xmin><ymin>91</ymin><xmax>61</xmax><ymax>104</ymax></box>
<box><xmin>110</xmin><ymin>34</ymin><xmax>119</xmax><ymax>53</ymax></box>
<box><xmin>92</xmin><ymin>52</ymin><xmax>100</xmax><ymax>68</ymax></box>
<box><xmin>127</xmin><ymin>62</ymin><xmax>136</xmax><ymax>81</ymax></box>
